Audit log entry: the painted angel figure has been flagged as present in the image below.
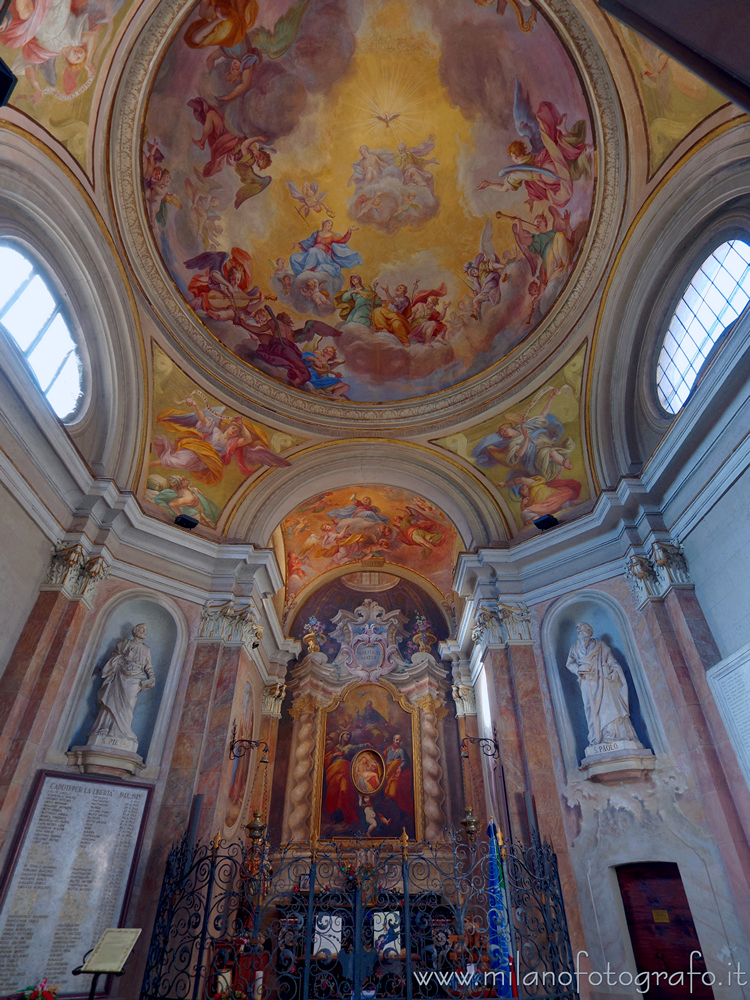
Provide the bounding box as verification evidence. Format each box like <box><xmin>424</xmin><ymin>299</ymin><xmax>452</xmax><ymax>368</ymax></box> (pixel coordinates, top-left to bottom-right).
<box><xmin>184</xmin><ymin>175</ymin><xmax>224</xmax><ymax>249</ymax></box>
<box><xmin>198</xmin><ymin>0</ymin><xmax>309</xmax><ymax>99</ymax></box>
<box><xmin>188</xmin><ymin>98</ymin><xmax>274</xmax><ymax>206</ymax></box>
<box><xmin>151</xmin><ymin>392</ymin><xmax>291</xmax><ymax>484</ymax></box>
<box><xmin>395</xmin><ymin>136</ymin><xmax>438</xmax><ymax>193</ymax></box>
<box><xmin>478</xmin><ymin>77</ymin><xmax>590</xmax><ymax>211</ymax></box>
<box><xmin>185</xmin><ymin>246</ymin><xmax>266</xmax><ymax>327</ymax></box>
<box><xmin>348</xmin><ymin>145</ymin><xmax>393</xmax><ymax>188</ymax></box>
<box><xmin>286</xmin><ymin>179</ymin><xmax>335</xmax><ymax>219</ymax></box>
<box><xmin>0</xmin><ymin>0</ymin><xmax>113</xmax><ymax>104</ymax></box>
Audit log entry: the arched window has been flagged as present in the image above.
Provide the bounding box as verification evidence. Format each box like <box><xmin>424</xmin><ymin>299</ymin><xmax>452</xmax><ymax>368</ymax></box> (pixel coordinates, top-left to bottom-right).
<box><xmin>656</xmin><ymin>239</ymin><xmax>750</xmax><ymax>414</ymax></box>
<box><xmin>0</xmin><ymin>243</ymin><xmax>83</xmax><ymax>419</ymax></box>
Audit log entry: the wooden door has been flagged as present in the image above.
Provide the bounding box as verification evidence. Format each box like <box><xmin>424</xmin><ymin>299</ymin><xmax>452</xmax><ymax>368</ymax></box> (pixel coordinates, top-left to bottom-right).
<box><xmin>616</xmin><ymin>862</ymin><xmax>713</xmax><ymax>999</ymax></box>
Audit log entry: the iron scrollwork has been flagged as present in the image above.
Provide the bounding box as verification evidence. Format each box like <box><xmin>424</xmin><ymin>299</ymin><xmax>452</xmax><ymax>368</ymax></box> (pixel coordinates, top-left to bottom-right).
<box><xmin>141</xmin><ymin>825</ymin><xmax>578</xmax><ymax>1000</ymax></box>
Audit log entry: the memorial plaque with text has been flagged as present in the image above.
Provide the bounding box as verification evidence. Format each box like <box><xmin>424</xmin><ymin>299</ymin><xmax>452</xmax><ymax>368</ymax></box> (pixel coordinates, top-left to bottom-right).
<box><xmin>0</xmin><ymin>773</ymin><xmax>150</xmax><ymax>995</ymax></box>
<box><xmin>708</xmin><ymin>648</ymin><xmax>750</xmax><ymax>791</ymax></box>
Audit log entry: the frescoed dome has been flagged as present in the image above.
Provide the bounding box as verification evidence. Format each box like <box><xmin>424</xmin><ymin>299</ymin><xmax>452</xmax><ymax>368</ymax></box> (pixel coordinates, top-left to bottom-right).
<box><xmin>139</xmin><ymin>0</ymin><xmax>596</xmax><ymax>405</ymax></box>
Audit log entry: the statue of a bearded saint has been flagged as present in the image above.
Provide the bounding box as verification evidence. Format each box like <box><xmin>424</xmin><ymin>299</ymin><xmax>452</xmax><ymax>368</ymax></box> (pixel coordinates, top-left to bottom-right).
<box><xmin>566</xmin><ymin>622</ymin><xmax>640</xmax><ymax>747</ymax></box>
<box><xmin>88</xmin><ymin>623</ymin><xmax>155</xmax><ymax>747</ymax></box>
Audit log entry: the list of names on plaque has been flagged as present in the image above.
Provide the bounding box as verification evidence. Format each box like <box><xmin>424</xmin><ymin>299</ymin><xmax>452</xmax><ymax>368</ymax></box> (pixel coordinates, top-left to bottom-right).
<box><xmin>0</xmin><ymin>776</ymin><xmax>148</xmax><ymax>995</ymax></box>
<box><xmin>710</xmin><ymin>656</ymin><xmax>750</xmax><ymax>783</ymax></box>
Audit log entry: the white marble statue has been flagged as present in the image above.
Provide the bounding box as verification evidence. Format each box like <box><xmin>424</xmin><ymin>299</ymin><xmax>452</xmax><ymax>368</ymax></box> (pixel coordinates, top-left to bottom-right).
<box><xmin>89</xmin><ymin>623</ymin><xmax>155</xmax><ymax>745</ymax></box>
<box><xmin>566</xmin><ymin>622</ymin><xmax>639</xmax><ymax>747</ymax></box>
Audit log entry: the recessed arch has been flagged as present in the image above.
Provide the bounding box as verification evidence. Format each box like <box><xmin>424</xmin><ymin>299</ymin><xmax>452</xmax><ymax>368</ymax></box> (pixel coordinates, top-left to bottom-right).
<box><xmin>222</xmin><ymin>441</ymin><xmax>509</xmax><ymax>549</ymax></box>
<box><xmin>0</xmin><ymin>129</ymin><xmax>144</xmax><ymax>481</ymax></box>
<box><xmin>591</xmin><ymin>122</ymin><xmax>750</xmax><ymax>486</ymax></box>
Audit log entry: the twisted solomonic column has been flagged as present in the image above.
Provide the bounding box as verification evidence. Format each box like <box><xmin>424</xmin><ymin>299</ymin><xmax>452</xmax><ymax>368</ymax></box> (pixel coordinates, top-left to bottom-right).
<box><xmin>416</xmin><ymin>693</ymin><xmax>448</xmax><ymax>842</ymax></box>
<box><xmin>284</xmin><ymin>692</ymin><xmax>320</xmax><ymax>843</ymax></box>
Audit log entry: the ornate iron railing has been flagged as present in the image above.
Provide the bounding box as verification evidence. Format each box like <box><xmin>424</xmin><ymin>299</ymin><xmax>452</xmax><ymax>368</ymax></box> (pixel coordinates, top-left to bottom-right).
<box><xmin>140</xmin><ymin>829</ymin><xmax>577</xmax><ymax>1000</ymax></box>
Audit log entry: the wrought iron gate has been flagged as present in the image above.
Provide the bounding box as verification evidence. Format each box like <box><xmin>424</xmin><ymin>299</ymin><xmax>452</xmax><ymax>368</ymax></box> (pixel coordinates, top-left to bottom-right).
<box><xmin>141</xmin><ymin>828</ymin><xmax>577</xmax><ymax>1000</ymax></box>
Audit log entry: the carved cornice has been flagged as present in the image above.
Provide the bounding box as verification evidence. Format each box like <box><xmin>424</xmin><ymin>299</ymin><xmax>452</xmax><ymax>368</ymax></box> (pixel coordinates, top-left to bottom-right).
<box><xmin>198</xmin><ymin>598</ymin><xmax>264</xmax><ymax>654</ymax></box>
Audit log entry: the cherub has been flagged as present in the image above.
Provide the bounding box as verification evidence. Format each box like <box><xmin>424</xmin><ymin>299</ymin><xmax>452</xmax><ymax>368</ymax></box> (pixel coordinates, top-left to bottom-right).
<box><xmin>300</xmin><ymin>277</ymin><xmax>331</xmax><ymax>309</ymax></box>
<box><xmin>184</xmin><ymin>175</ymin><xmax>223</xmax><ymax>249</ymax></box>
<box><xmin>286</xmin><ymin>179</ymin><xmax>335</xmax><ymax>219</ymax></box>
<box><xmin>301</xmin><ymin>342</ymin><xmax>350</xmax><ymax>400</ymax></box>
<box><xmin>146</xmin><ymin>167</ymin><xmax>182</xmax><ymax>226</ymax></box>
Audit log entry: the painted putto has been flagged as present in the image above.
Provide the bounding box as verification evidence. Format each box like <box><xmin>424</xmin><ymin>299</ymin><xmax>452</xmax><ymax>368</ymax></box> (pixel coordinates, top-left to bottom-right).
<box><xmin>142</xmin><ymin>0</ymin><xmax>594</xmax><ymax>402</ymax></box>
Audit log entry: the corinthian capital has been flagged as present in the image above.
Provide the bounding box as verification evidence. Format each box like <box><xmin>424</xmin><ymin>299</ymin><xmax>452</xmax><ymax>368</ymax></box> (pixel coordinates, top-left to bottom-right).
<box><xmin>199</xmin><ymin>598</ymin><xmax>264</xmax><ymax>653</ymax></box>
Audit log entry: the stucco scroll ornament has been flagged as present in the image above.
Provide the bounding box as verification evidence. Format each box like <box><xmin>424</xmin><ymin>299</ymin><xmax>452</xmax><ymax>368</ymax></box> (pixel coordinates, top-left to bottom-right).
<box><xmin>329</xmin><ymin>599</ymin><xmax>408</xmax><ymax>680</ymax></box>
<box><xmin>44</xmin><ymin>541</ymin><xmax>111</xmax><ymax>605</ymax></box>
<box><xmin>262</xmin><ymin>682</ymin><xmax>287</xmax><ymax>718</ymax></box>
<box><xmin>624</xmin><ymin>553</ymin><xmax>659</xmax><ymax>605</ymax></box>
<box><xmin>566</xmin><ymin>622</ymin><xmax>643</xmax><ymax>753</ymax></box>
<box><xmin>452</xmin><ymin>683</ymin><xmax>477</xmax><ymax>717</ymax></box>
<box><xmin>87</xmin><ymin>623</ymin><xmax>155</xmax><ymax>752</ymax></box>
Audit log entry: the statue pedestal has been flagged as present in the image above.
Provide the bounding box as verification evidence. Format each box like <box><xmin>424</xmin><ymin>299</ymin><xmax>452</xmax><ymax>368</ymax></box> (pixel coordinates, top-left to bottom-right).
<box><xmin>67</xmin><ymin>738</ymin><xmax>144</xmax><ymax>778</ymax></box>
<box><xmin>579</xmin><ymin>741</ymin><xmax>655</xmax><ymax>783</ymax></box>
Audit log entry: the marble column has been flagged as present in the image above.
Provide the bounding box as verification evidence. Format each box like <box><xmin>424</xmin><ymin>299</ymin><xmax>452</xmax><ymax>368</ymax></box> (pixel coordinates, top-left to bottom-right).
<box><xmin>473</xmin><ymin>600</ymin><xmax>587</xmax><ymax>955</ymax></box>
<box><xmin>247</xmin><ymin>682</ymin><xmax>286</xmax><ymax>824</ymax></box>
<box><xmin>642</xmin><ymin>589</ymin><xmax>750</xmax><ymax>938</ymax></box>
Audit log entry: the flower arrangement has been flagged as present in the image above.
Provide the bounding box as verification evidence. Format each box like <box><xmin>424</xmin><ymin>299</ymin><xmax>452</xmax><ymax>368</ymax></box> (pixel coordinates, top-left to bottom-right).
<box><xmin>303</xmin><ymin>616</ymin><xmax>327</xmax><ymax>641</ymax></box>
<box><xmin>406</xmin><ymin>613</ymin><xmax>435</xmax><ymax>656</ymax></box>
<box><xmin>23</xmin><ymin>981</ymin><xmax>57</xmax><ymax>1000</ymax></box>
<box><xmin>303</xmin><ymin>615</ymin><xmax>328</xmax><ymax>652</ymax></box>
<box><xmin>213</xmin><ymin>990</ymin><xmax>248</xmax><ymax>1000</ymax></box>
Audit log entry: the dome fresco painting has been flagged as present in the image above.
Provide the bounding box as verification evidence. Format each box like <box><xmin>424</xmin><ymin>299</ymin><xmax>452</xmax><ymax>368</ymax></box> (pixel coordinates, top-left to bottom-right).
<box><xmin>143</xmin><ymin>0</ymin><xmax>594</xmax><ymax>404</ymax></box>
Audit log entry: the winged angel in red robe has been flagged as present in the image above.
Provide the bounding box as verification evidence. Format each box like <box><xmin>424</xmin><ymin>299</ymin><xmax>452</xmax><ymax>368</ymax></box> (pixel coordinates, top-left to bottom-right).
<box><xmin>478</xmin><ymin>77</ymin><xmax>591</xmax><ymax>212</ymax></box>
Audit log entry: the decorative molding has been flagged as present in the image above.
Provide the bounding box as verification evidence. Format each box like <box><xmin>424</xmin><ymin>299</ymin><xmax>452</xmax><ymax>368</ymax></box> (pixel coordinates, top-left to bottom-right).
<box><xmin>41</xmin><ymin>541</ymin><xmax>111</xmax><ymax>608</ymax></box>
<box><xmin>262</xmin><ymin>682</ymin><xmax>287</xmax><ymax>718</ymax></box>
<box><xmin>198</xmin><ymin>598</ymin><xmax>264</xmax><ymax>653</ymax></box>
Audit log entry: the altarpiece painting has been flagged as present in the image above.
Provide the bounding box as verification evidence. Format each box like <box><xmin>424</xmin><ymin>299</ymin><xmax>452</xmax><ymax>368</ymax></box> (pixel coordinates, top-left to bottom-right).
<box><xmin>316</xmin><ymin>683</ymin><xmax>421</xmax><ymax>841</ymax></box>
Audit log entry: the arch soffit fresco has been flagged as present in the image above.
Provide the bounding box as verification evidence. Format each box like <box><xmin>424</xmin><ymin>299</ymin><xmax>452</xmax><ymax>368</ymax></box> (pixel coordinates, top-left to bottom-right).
<box><xmin>109</xmin><ymin>0</ymin><xmax>625</xmax><ymax>431</ymax></box>
<box><xmin>286</xmin><ymin>564</ymin><xmax>454</xmax><ymax>636</ymax></box>
<box><xmin>223</xmin><ymin>441</ymin><xmax>506</xmax><ymax>549</ymax></box>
